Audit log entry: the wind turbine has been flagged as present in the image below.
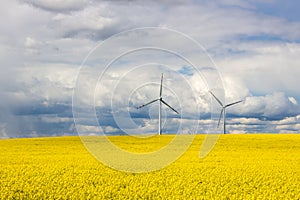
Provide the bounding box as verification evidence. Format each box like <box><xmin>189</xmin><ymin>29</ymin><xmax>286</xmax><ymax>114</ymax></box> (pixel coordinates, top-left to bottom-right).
<box><xmin>209</xmin><ymin>91</ymin><xmax>243</xmax><ymax>134</ymax></box>
<box><xmin>137</xmin><ymin>73</ymin><xmax>179</xmax><ymax>135</ymax></box>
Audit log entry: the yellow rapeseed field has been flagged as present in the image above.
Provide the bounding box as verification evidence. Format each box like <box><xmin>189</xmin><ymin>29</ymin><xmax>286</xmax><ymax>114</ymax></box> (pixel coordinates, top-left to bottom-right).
<box><xmin>0</xmin><ymin>134</ymin><xmax>300</xmax><ymax>199</ymax></box>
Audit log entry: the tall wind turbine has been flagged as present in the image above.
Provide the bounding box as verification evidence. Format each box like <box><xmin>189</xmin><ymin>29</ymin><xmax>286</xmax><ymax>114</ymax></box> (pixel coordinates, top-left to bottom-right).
<box><xmin>209</xmin><ymin>91</ymin><xmax>243</xmax><ymax>134</ymax></box>
<box><xmin>137</xmin><ymin>73</ymin><xmax>179</xmax><ymax>135</ymax></box>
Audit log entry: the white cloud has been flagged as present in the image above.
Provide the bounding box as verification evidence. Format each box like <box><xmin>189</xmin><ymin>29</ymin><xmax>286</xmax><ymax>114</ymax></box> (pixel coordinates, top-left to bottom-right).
<box><xmin>41</xmin><ymin>116</ymin><xmax>73</xmax><ymax>123</ymax></box>
<box><xmin>230</xmin><ymin>129</ymin><xmax>247</xmax><ymax>134</ymax></box>
<box><xmin>104</xmin><ymin>126</ymin><xmax>119</xmax><ymax>133</ymax></box>
<box><xmin>76</xmin><ymin>124</ymin><xmax>101</xmax><ymax>134</ymax></box>
<box><xmin>1</xmin><ymin>0</ymin><xmax>300</xmax><ymax>136</ymax></box>
<box><xmin>275</xmin><ymin>124</ymin><xmax>300</xmax><ymax>132</ymax></box>
<box><xmin>271</xmin><ymin>115</ymin><xmax>300</xmax><ymax>125</ymax></box>
<box><xmin>216</xmin><ymin>42</ymin><xmax>300</xmax><ymax>95</ymax></box>
<box><xmin>24</xmin><ymin>37</ymin><xmax>37</xmax><ymax>48</ymax></box>
<box><xmin>230</xmin><ymin>117</ymin><xmax>263</xmax><ymax>124</ymax></box>
<box><xmin>22</xmin><ymin>0</ymin><xmax>89</xmax><ymax>12</ymax></box>
<box><xmin>222</xmin><ymin>75</ymin><xmax>250</xmax><ymax>101</ymax></box>
<box><xmin>14</xmin><ymin>63</ymin><xmax>78</xmax><ymax>103</ymax></box>
<box><xmin>51</xmin><ymin>4</ymin><xmax>116</xmax><ymax>38</ymax></box>
<box><xmin>236</xmin><ymin>92</ymin><xmax>300</xmax><ymax>118</ymax></box>
<box><xmin>288</xmin><ymin>97</ymin><xmax>298</xmax><ymax>105</ymax></box>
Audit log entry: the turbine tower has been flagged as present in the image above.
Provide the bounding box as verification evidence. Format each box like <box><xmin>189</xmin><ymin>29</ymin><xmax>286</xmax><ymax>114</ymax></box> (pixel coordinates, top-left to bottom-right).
<box><xmin>209</xmin><ymin>91</ymin><xmax>243</xmax><ymax>134</ymax></box>
<box><xmin>137</xmin><ymin>73</ymin><xmax>179</xmax><ymax>135</ymax></box>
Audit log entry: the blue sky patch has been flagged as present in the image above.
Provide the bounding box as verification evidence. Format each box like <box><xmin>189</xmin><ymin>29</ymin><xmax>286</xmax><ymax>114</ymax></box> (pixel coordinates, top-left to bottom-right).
<box><xmin>177</xmin><ymin>66</ymin><xmax>194</xmax><ymax>76</ymax></box>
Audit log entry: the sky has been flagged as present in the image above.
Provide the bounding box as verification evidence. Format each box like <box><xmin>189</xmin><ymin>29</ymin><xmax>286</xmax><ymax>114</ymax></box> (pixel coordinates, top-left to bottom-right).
<box><xmin>1</xmin><ymin>0</ymin><xmax>300</xmax><ymax>138</ymax></box>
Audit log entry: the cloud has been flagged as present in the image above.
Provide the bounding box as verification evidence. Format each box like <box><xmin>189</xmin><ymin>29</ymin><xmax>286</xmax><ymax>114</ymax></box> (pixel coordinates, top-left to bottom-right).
<box><xmin>14</xmin><ymin>63</ymin><xmax>77</xmax><ymax>103</ymax></box>
<box><xmin>209</xmin><ymin>0</ymin><xmax>252</xmax><ymax>9</ymax></box>
<box><xmin>22</xmin><ymin>0</ymin><xmax>89</xmax><ymax>12</ymax></box>
<box><xmin>41</xmin><ymin>116</ymin><xmax>73</xmax><ymax>123</ymax></box>
<box><xmin>272</xmin><ymin>115</ymin><xmax>300</xmax><ymax>133</ymax></box>
<box><xmin>216</xmin><ymin>42</ymin><xmax>300</xmax><ymax>98</ymax></box>
<box><xmin>0</xmin><ymin>62</ymin><xmax>78</xmax><ymax>137</ymax></box>
<box><xmin>288</xmin><ymin>97</ymin><xmax>298</xmax><ymax>105</ymax></box>
<box><xmin>73</xmin><ymin>61</ymin><xmax>300</xmax><ymax>135</ymax></box>
<box><xmin>76</xmin><ymin>124</ymin><xmax>101</xmax><ymax>135</ymax></box>
<box><xmin>24</xmin><ymin>37</ymin><xmax>37</xmax><ymax>48</ymax></box>
<box><xmin>1</xmin><ymin>0</ymin><xmax>300</xmax><ymax>137</ymax></box>
<box><xmin>230</xmin><ymin>117</ymin><xmax>263</xmax><ymax>125</ymax></box>
<box><xmin>233</xmin><ymin>92</ymin><xmax>300</xmax><ymax>119</ymax></box>
<box><xmin>271</xmin><ymin>115</ymin><xmax>300</xmax><ymax>125</ymax></box>
<box><xmin>51</xmin><ymin>4</ymin><xmax>119</xmax><ymax>39</ymax></box>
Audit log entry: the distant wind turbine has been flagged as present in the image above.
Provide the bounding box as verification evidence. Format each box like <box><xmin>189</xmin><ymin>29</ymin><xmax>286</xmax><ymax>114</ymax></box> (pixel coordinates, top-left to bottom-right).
<box><xmin>209</xmin><ymin>91</ymin><xmax>243</xmax><ymax>134</ymax></box>
<box><xmin>137</xmin><ymin>73</ymin><xmax>179</xmax><ymax>135</ymax></box>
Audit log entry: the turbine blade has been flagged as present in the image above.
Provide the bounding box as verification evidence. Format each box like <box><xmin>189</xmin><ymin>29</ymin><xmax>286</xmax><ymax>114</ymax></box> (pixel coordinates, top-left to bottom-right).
<box><xmin>161</xmin><ymin>99</ymin><xmax>179</xmax><ymax>114</ymax></box>
<box><xmin>225</xmin><ymin>100</ymin><xmax>243</xmax><ymax>108</ymax></box>
<box><xmin>217</xmin><ymin>108</ymin><xmax>224</xmax><ymax>128</ymax></box>
<box><xmin>136</xmin><ymin>99</ymin><xmax>159</xmax><ymax>109</ymax></box>
<box><xmin>160</xmin><ymin>73</ymin><xmax>163</xmax><ymax>97</ymax></box>
<box><xmin>209</xmin><ymin>91</ymin><xmax>223</xmax><ymax>107</ymax></box>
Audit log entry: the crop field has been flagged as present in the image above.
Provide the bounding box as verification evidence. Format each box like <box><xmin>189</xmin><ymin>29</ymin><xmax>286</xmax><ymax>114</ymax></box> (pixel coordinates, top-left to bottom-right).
<box><xmin>0</xmin><ymin>134</ymin><xmax>300</xmax><ymax>199</ymax></box>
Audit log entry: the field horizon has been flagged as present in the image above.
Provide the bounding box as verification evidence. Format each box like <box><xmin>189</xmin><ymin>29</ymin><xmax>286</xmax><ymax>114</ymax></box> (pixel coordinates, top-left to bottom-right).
<box><xmin>2</xmin><ymin>132</ymin><xmax>299</xmax><ymax>140</ymax></box>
